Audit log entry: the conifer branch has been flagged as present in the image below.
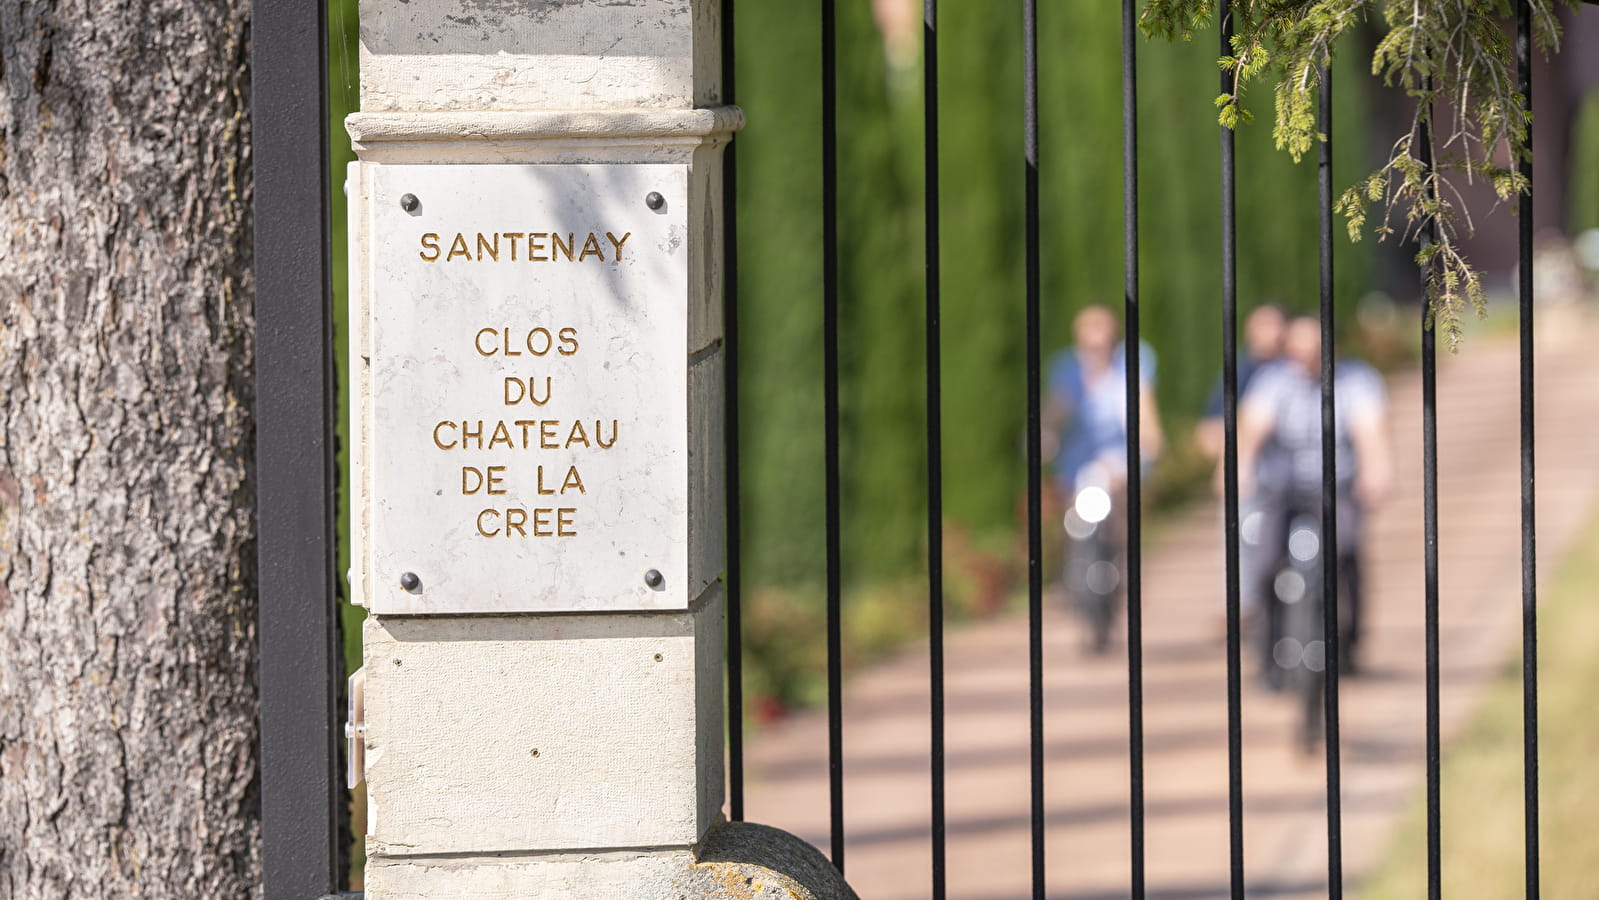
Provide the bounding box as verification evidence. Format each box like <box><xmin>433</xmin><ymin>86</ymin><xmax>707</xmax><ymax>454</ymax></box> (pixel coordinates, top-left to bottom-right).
<box><xmin>1142</xmin><ymin>0</ymin><xmax>1571</xmax><ymax>348</ymax></box>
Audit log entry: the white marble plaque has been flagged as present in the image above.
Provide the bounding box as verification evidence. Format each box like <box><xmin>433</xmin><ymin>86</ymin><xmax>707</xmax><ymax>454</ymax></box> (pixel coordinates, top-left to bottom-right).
<box><xmin>367</xmin><ymin>164</ymin><xmax>689</xmax><ymax>614</ymax></box>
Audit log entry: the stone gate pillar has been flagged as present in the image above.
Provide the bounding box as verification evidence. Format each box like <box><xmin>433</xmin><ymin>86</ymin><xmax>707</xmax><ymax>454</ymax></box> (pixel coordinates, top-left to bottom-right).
<box><xmin>344</xmin><ymin>2</ymin><xmax>850</xmax><ymax>897</ymax></box>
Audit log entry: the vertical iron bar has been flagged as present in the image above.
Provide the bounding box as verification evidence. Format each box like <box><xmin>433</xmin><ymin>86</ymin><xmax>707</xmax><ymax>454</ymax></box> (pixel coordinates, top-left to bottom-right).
<box><xmin>1318</xmin><ymin>65</ymin><xmax>1344</xmax><ymax>899</ymax></box>
<box><xmin>822</xmin><ymin>0</ymin><xmax>846</xmax><ymax>874</ymax></box>
<box><xmin>253</xmin><ymin>0</ymin><xmax>343</xmax><ymax>897</ymax></box>
<box><xmin>1121</xmin><ymin>1</ymin><xmax>1146</xmax><ymax>896</ymax></box>
<box><xmin>722</xmin><ymin>0</ymin><xmax>745</xmax><ymax>824</ymax></box>
<box><xmin>924</xmin><ymin>0</ymin><xmax>948</xmax><ymax>896</ymax></box>
<box><xmin>1419</xmin><ymin>97</ymin><xmax>1443</xmax><ymax>900</ymax></box>
<box><xmin>1022</xmin><ymin>0</ymin><xmax>1045</xmax><ymax>897</ymax></box>
<box><xmin>1516</xmin><ymin>3</ymin><xmax>1540</xmax><ymax>895</ymax></box>
<box><xmin>1219</xmin><ymin>3</ymin><xmax>1245</xmax><ymax>898</ymax></box>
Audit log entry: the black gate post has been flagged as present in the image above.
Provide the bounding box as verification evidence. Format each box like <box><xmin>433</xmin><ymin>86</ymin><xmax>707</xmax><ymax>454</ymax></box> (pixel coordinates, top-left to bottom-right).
<box><xmin>252</xmin><ymin>0</ymin><xmax>345</xmax><ymax>897</ymax></box>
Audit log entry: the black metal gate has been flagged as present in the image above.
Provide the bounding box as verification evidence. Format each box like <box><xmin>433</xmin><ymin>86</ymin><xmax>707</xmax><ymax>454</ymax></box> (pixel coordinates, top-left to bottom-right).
<box><xmin>252</xmin><ymin>1</ymin><xmax>1551</xmax><ymax>897</ymax></box>
<box><xmin>715</xmin><ymin>3</ymin><xmax>1547</xmax><ymax>899</ymax></box>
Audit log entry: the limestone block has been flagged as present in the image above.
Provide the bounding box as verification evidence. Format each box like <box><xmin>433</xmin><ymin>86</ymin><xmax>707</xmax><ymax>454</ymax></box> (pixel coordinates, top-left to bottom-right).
<box><xmin>362</xmin><ymin>585</ymin><xmax>724</xmax><ymax>855</ymax></box>
<box><xmin>363</xmin><ymin>849</ymin><xmax>698</xmax><ymax>899</ymax></box>
<box><xmin>687</xmin><ymin>347</ymin><xmax>724</xmax><ymax>617</ymax></box>
<box><xmin>345</xmin><ymin>107</ymin><xmax>744</xmax><ymax>166</ymax></box>
<box><xmin>362</xmin><ymin>822</ymin><xmax>859</xmax><ymax>899</ymax></box>
<box><xmin>360</xmin><ymin>0</ymin><xmax>722</xmax><ymax>112</ymax></box>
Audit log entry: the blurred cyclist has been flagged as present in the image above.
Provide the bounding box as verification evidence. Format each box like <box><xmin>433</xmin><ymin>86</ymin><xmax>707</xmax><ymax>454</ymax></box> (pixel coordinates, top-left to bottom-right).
<box><xmin>1198</xmin><ymin>303</ymin><xmax>1287</xmax><ymax>632</ymax></box>
<box><xmin>1045</xmin><ymin>306</ymin><xmax>1164</xmax><ymax>650</ymax></box>
<box><xmin>1232</xmin><ymin>316</ymin><xmax>1391</xmax><ymax>676</ymax></box>
<box><xmin>1047</xmin><ymin>305</ymin><xmax>1164</xmax><ymax>497</ymax></box>
<box><xmin>1196</xmin><ymin>303</ymin><xmax>1286</xmax><ymax>459</ymax></box>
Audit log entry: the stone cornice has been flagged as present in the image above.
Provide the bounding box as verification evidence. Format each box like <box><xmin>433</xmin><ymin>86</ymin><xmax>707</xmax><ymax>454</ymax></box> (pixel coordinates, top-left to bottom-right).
<box><xmin>346</xmin><ymin>106</ymin><xmax>745</xmax><ymax>146</ymax></box>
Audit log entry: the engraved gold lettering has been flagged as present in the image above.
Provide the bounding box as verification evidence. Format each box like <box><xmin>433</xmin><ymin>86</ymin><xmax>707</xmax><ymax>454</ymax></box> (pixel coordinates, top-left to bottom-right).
<box><xmin>540</xmin><ymin>421</ymin><xmax>559</xmax><ymax>449</ymax></box>
<box><xmin>475</xmin><ymin>327</ymin><xmax>498</xmax><ymax>356</ymax></box>
<box><xmin>480</xmin><ymin>506</ymin><xmax>577</xmax><ymax>537</ymax></box>
<box><xmin>503</xmin><ymin>377</ymin><xmax>551</xmax><ymax>406</ymax></box>
<box><xmin>558</xmin><ymin>327</ymin><xmax>579</xmax><ymax>356</ymax></box>
<box><xmin>433</xmin><ymin>421</ymin><xmax>458</xmax><ymax>450</ymax></box>
<box><xmin>565</xmin><ymin>420</ymin><xmax>590</xmax><ymax>448</ymax></box>
<box><xmin>486</xmin><ymin>466</ymin><xmax>507</xmax><ymax>495</ymax></box>
<box><xmin>525</xmin><ymin>327</ymin><xmax>553</xmax><ymax>356</ymax></box>
<box><xmin>505</xmin><ymin>508</ymin><xmax>529</xmax><ymax>537</ymax></box>
<box><xmin>536</xmin><ymin>465</ymin><xmax>556</xmax><ymax>496</ymax></box>
<box><xmin>514</xmin><ymin>420</ymin><xmax>537</xmax><ymax>448</ymax></box>
<box><xmin>461</xmin><ymin>466</ymin><xmax>484</xmax><ymax>494</ymax></box>
<box><xmin>605</xmin><ymin>231</ymin><xmax>631</xmax><ymax>261</ymax></box>
<box><xmin>595</xmin><ymin>419</ymin><xmax>619</xmax><ymax>449</ymax></box>
<box><xmin>552</xmin><ymin>232</ymin><xmax>575</xmax><ymax>261</ymax></box>
<box><xmin>476</xmin><ymin>233</ymin><xmax>500</xmax><ymax>262</ymax></box>
<box><xmin>420</xmin><ymin>233</ymin><xmax>441</xmax><ymax>262</ymax></box>
<box><xmin>502</xmin><ymin>327</ymin><xmax>522</xmax><ymax>357</ymax></box>
<box><xmin>476</xmin><ymin>508</ymin><xmax>501</xmax><ymax>537</ymax></box>
<box><xmin>460</xmin><ymin>420</ymin><xmax>484</xmax><ymax>449</ymax></box>
<box><xmin>488</xmin><ymin>421</ymin><xmax>513</xmax><ymax>449</ymax></box>
<box><xmin>428</xmin><ymin>230</ymin><xmax>632</xmax><ymax>261</ymax></box>
<box><xmin>560</xmin><ymin>466</ymin><xmax>586</xmax><ymax>495</ymax></box>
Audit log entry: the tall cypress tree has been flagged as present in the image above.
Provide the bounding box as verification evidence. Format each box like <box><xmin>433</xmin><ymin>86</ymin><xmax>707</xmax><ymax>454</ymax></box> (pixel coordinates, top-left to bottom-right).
<box><xmin>723</xmin><ymin>2</ymin><xmax>1374</xmax><ymax>588</ymax></box>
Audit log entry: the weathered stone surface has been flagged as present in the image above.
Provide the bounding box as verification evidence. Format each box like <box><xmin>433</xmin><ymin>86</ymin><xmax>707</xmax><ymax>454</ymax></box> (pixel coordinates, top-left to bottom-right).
<box><xmin>361</xmin><ymin>162</ymin><xmax>699</xmax><ymax>615</ymax></box>
<box><xmin>674</xmin><ymin>822</ymin><xmax>860</xmax><ymax>900</ymax></box>
<box><xmin>362</xmin><ymin>588</ymin><xmax>725</xmax><ymax>855</ymax></box>
<box><xmin>359</xmin><ymin>0</ymin><xmax>722</xmax><ymax>113</ymax></box>
<box><xmin>363</xmin><ymin>822</ymin><xmax>858</xmax><ymax>899</ymax></box>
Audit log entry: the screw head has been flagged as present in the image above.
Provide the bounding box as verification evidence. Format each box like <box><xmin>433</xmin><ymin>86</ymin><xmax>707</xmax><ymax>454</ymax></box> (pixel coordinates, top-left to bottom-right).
<box><xmin>399</xmin><ymin>193</ymin><xmax>419</xmax><ymax>212</ymax></box>
<box><xmin>399</xmin><ymin>572</ymin><xmax>421</xmax><ymax>591</ymax></box>
<box><xmin>645</xmin><ymin>191</ymin><xmax>665</xmax><ymax>211</ymax></box>
<box><xmin>644</xmin><ymin>569</ymin><xmax>664</xmax><ymax>589</ymax></box>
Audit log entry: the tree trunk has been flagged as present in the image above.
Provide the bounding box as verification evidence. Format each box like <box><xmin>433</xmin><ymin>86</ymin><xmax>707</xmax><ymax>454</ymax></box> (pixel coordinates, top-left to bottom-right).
<box><xmin>0</xmin><ymin>2</ymin><xmax>258</xmax><ymax>896</ymax></box>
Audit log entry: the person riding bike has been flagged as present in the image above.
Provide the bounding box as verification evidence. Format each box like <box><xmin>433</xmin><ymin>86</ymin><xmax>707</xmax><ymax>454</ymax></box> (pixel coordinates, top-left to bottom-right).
<box><xmin>1045</xmin><ymin>305</ymin><xmax>1164</xmax><ymax>651</ymax></box>
<box><xmin>1233</xmin><ymin>316</ymin><xmax>1391</xmax><ymax>681</ymax></box>
<box><xmin>1197</xmin><ymin>304</ymin><xmax>1288</xmax><ymax>635</ymax></box>
<box><xmin>1195</xmin><ymin>303</ymin><xmax>1287</xmax><ymax>460</ymax></box>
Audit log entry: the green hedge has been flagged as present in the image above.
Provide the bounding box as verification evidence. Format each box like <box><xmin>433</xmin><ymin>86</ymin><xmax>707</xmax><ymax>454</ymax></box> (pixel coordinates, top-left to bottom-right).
<box><xmin>732</xmin><ymin>3</ymin><xmax>1375</xmax><ymax>588</ymax></box>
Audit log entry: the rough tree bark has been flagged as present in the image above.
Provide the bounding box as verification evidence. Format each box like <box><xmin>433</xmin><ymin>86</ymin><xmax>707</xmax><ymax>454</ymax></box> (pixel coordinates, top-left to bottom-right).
<box><xmin>0</xmin><ymin>1</ymin><xmax>258</xmax><ymax>897</ymax></box>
